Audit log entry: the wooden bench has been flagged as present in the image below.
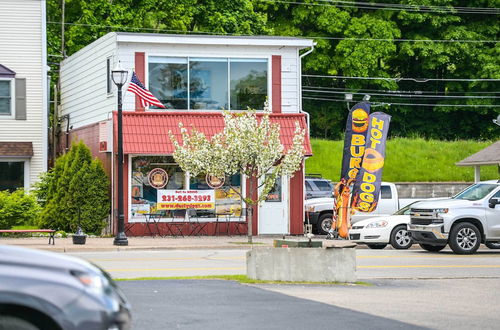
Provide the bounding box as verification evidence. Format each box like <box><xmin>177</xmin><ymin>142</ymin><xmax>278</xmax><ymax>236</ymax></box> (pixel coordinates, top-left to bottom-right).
<box><xmin>0</xmin><ymin>229</ymin><xmax>56</xmax><ymax>245</ymax></box>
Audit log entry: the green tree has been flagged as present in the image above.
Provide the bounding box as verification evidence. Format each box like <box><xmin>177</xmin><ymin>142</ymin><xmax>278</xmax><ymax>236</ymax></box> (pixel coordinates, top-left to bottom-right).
<box><xmin>37</xmin><ymin>141</ymin><xmax>110</xmax><ymax>234</ymax></box>
<box><xmin>169</xmin><ymin>107</ymin><xmax>305</xmax><ymax>243</ymax></box>
<box><xmin>0</xmin><ymin>190</ymin><xmax>41</xmax><ymax>229</ymax></box>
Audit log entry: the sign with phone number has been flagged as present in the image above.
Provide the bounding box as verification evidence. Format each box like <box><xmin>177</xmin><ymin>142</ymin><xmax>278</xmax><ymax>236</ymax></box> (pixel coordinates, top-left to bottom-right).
<box><xmin>157</xmin><ymin>190</ymin><xmax>215</xmax><ymax>210</ymax></box>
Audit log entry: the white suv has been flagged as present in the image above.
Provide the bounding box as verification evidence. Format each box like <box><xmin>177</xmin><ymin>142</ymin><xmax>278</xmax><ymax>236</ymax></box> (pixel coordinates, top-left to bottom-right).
<box><xmin>409</xmin><ymin>180</ymin><xmax>500</xmax><ymax>254</ymax></box>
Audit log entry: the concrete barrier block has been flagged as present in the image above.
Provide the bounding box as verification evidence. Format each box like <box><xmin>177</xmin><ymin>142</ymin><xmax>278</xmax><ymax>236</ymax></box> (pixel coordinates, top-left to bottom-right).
<box><xmin>246</xmin><ymin>246</ymin><xmax>356</xmax><ymax>283</ymax></box>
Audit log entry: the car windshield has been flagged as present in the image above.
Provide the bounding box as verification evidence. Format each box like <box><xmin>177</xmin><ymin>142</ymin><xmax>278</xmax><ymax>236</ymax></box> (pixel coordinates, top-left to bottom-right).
<box><xmin>453</xmin><ymin>184</ymin><xmax>498</xmax><ymax>201</ymax></box>
<box><xmin>393</xmin><ymin>202</ymin><xmax>418</xmax><ymax>215</ymax></box>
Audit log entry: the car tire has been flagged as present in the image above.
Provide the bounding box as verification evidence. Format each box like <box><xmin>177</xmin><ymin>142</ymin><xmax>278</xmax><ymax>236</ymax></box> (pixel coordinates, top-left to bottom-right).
<box><xmin>0</xmin><ymin>316</ymin><xmax>40</xmax><ymax>330</ymax></box>
<box><xmin>317</xmin><ymin>213</ymin><xmax>333</xmax><ymax>235</ymax></box>
<box><xmin>419</xmin><ymin>244</ymin><xmax>446</xmax><ymax>252</ymax></box>
<box><xmin>367</xmin><ymin>244</ymin><xmax>387</xmax><ymax>249</ymax></box>
<box><xmin>485</xmin><ymin>242</ymin><xmax>500</xmax><ymax>249</ymax></box>
<box><xmin>449</xmin><ymin>222</ymin><xmax>481</xmax><ymax>255</ymax></box>
<box><xmin>390</xmin><ymin>225</ymin><xmax>413</xmax><ymax>249</ymax></box>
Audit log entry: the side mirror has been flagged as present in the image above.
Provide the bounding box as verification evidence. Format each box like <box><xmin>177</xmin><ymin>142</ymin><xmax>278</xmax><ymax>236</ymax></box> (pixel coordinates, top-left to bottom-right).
<box><xmin>489</xmin><ymin>197</ymin><xmax>500</xmax><ymax>208</ymax></box>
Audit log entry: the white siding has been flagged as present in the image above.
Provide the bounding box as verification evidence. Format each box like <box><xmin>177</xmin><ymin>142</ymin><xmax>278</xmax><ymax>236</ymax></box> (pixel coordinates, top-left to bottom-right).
<box><xmin>60</xmin><ymin>33</ymin><xmax>117</xmax><ymax>128</ymax></box>
<box><xmin>0</xmin><ymin>0</ymin><xmax>47</xmax><ymax>187</ymax></box>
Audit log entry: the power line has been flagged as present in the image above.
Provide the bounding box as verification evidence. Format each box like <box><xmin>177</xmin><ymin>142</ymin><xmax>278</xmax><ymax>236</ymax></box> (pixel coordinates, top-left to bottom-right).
<box><xmin>302</xmin><ymin>85</ymin><xmax>500</xmax><ymax>95</ymax></box>
<box><xmin>303</xmin><ymin>96</ymin><xmax>500</xmax><ymax>107</ymax></box>
<box><xmin>303</xmin><ymin>74</ymin><xmax>500</xmax><ymax>82</ymax></box>
<box><xmin>303</xmin><ymin>89</ymin><xmax>500</xmax><ymax>99</ymax></box>
<box><xmin>46</xmin><ymin>22</ymin><xmax>498</xmax><ymax>44</ymax></box>
<box><xmin>258</xmin><ymin>0</ymin><xmax>500</xmax><ymax>15</ymax></box>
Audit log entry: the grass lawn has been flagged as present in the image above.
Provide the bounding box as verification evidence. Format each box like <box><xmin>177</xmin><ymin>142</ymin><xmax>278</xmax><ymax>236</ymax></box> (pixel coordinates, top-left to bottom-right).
<box><xmin>305</xmin><ymin>137</ymin><xmax>499</xmax><ymax>182</ymax></box>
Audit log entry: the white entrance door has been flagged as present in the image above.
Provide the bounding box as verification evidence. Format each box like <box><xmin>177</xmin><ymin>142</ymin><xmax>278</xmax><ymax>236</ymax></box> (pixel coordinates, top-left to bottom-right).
<box><xmin>259</xmin><ymin>175</ymin><xmax>289</xmax><ymax>234</ymax></box>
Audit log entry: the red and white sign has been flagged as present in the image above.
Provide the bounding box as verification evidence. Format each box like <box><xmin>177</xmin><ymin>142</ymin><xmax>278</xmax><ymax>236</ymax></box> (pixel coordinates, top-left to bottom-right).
<box><xmin>157</xmin><ymin>190</ymin><xmax>215</xmax><ymax>210</ymax></box>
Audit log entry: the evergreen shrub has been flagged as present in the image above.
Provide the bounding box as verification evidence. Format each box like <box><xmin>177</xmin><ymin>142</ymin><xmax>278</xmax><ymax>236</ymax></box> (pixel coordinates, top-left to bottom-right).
<box><xmin>36</xmin><ymin>141</ymin><xmax>110</xmax><ymax>234</ymax></box>
<box><xmin>0</xmin><ymin>189</ymin><xmax>41</xmax><ymax>229</ymax></box>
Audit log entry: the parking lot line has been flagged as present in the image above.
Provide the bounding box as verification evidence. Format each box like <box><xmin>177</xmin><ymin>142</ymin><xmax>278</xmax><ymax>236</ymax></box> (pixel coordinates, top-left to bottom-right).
<box><xmin>359</xmin><ymin>264</ymin><xmax>500</xmax><ymax>269</ymax></box>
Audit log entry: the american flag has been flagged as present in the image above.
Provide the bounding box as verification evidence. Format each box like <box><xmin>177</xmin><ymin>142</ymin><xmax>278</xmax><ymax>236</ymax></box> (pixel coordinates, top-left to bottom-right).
<box><xmin>127</xmin><ymin>72</ymin><xmax>165</xmax><ymax>108</ymax></box>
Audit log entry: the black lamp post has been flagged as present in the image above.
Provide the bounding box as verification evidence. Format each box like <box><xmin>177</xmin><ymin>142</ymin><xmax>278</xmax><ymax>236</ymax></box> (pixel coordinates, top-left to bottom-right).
<box><xmin>111</xmin><ymin>62</ymin><xmax>129</xmax><ymax>246</ymax></box>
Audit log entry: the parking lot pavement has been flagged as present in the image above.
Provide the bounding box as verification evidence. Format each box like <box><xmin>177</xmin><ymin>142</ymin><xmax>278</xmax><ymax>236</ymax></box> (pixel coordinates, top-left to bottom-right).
<box><xmin>119</xmin><ymin>279</ymin><xmax>428</xmax><ymax>330</ymax></box>
<box><xmin>259</xmin><ymin>278</ymin><xmax>500</xmax><ymax>330</ymax></box>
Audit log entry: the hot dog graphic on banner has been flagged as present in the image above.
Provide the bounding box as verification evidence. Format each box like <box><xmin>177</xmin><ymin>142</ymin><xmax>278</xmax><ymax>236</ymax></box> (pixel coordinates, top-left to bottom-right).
<box><xmin>351</xmin><ymin>112</ymin><xmax>391</xmax><ymax>213</ymax></box>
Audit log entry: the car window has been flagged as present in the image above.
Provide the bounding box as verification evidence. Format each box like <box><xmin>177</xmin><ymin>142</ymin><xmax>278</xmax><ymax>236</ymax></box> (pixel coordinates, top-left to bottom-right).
<box><xmin>314</xmin><ymin>180</ymin><xmax>332</xmax><ymax>191</ymax></box>
<box><xmin>453</xmin><ymin>184</ymin><xmax>498</xmax><ymax>201</ymax></box>
<box><xmin>380</xmin><ymin>185</ymin><xmax>392</xmax><ymax>199</ymax></box>
<box><xmin>305</xmin><ymin>181</ymin><xmax>313</xmax><ymax>192</ymax></box>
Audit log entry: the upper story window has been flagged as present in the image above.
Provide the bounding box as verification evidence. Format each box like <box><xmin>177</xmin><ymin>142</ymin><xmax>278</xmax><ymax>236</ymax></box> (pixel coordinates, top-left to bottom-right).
<box><xmin>0</xmin><ymin>79</ymin><xmax>13</xmax><ymax>116</ymax></box>
<box><xmin>148</xmin><ymin>56</ymin><xmax>267</xmax><ymax>111</ymax></box>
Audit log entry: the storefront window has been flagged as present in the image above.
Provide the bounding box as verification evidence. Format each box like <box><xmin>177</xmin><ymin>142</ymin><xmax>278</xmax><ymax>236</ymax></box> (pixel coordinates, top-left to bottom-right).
<box><xmin>130</xmin><ymin>156</ymin><xmax>184</xmax><ymax>219</ymax></box>
<box><xmin>190</xmin><ymin>58</ymin><xmax>228</xmax><ymax>110</ymax></box>
<box><xmin>148</xmin><ymin>57</ymin><xmax>267</xmax><ymax>111</ymax></box>
<box><xmin>149</xmin><ymin>57</ymin><xmax>188</xmax><ymax>109</ymax></box>
<box><xmin>0</xmin><ymin>161</ymin><xmax>24</xmax><ymax>192</ymax></box>
<box><xmin>230</xmin><ymin>59</ymin><xmax>267</xmax><ymax>110</ymax></box>
<box><xmin>190</xmin><ymin>173</ymin><xmax>242</xmax><ymax>217</ymax></box>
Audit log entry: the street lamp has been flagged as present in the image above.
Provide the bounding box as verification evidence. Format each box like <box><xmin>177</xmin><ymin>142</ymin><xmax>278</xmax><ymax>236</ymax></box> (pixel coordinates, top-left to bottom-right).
<box><xmin>112</xmin><ymin>62</ymin><xmax>129</xmax><ymax>246</ymax></box>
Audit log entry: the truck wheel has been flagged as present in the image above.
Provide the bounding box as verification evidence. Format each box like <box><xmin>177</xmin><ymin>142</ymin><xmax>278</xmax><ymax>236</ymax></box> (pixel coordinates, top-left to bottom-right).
<box><xmin>0</xmin><ymin>316</ymin><xmax>39</xmax><ymax>330</ymax></box>
<box><xmin>390</xmin><ymin>225</ymin><xmax>413</xmax><ymax>249</ymax></box>
<box><xmin>419</xmin><ymin>244</ymin><xmax>446</xmax><ymax>252</ymax></box>
<box><xmin>449</xmin><ymin>222</ymin><xmax>481</xmax><ymax>254</ymax></box>
<box><xmin>367</xmin><ymin>244</ymin><xmax>387</xmax><ymax>249</ymax></box>
<box><xmin>317</xmin><ymin>213</ymin><xmax>333</xmax><ymax>235</ymax></box>
<box><xmin>485</xmin><ymin>242</ymin><xmax>500</xmax><ymax>249</ymax></box>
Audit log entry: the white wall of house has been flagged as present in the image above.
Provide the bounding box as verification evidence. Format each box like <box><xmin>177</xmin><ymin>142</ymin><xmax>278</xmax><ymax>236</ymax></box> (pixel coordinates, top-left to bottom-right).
<box><xmin>0</xmin><ymin>0</ymin><xmax>47</xmax><ymax>187</ymax></box>
<box><xmin>60</xmin><ymin>32</ymin><xmax>313</xmax><ymax>129</ymax></box>
<box><xmin>60</xmin><ymin>33</ymin><xmax>118</xmax><ymax>129</ymax></box>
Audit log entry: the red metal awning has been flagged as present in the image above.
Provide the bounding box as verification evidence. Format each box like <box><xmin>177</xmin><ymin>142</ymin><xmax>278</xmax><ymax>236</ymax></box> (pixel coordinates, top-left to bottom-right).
<box><xmin>113</xmin><ymin>111</ymin><xmax>312</xmax><ymax>156</ymax></box>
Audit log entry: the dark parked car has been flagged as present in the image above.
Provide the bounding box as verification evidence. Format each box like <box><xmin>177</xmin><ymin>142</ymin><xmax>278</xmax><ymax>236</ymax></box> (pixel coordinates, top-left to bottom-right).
<box><xmin>0</xmin><ymin>246</ymin><xmax>131</xmax><ymax>330</ymax></box>
<box><xmin>305</xmin><ymin>175</ymin><xmax>334</xmax><ymax>199</ymax></box>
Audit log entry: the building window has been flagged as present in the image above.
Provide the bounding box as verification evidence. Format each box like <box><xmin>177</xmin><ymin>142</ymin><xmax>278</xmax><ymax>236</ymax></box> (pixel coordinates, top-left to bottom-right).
<box><xmin>106</xmin><ymin>57</ymin><xmax>112</xmax><ymax>94</ymax></box>
<box><xmin>0</xmin><ymin>79</ymin><xmax>13</xmax><ymax>115</ymax></box>
<box><xmin>0</xmin><ymin>161</ymin><xmax>24</xmax><ymax>192</ymax></box>
<box><xmin>190</xmin><ymin>58</ymin><xmax>228</xmax><ymax>110</ymax></box>
<box><xmin>130</xmin><ymin>156</ymin><xmax>185</xmax><ymax>219</ymax></box>
<box><xmin>149</xmin><ymin>57</ymin><xmax>188</xmax><ymax>110</ymax></box>
<box><xmin>190</xmin><ymin>173</ymin><xmax>242</xmax><ymax>217</ymax></box>
<box><xmin>230</xmin><ymin>59</ymin><xmax>267</xmax><ymax>110</ymax></box>
<box><xmin>129</xmin><ymin>155</ymin><xmax>243</xmax><ymax>221</ymax></box>
<box><xmin>148</xmin><ymin>56</ymin><xmax>268</xmax><ymax>110</ymax></box>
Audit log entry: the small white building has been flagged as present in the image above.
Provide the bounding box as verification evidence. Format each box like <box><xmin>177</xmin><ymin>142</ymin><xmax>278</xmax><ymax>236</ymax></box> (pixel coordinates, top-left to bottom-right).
<box><xmin>60</xmin><ymin>32</ymin><xmax>314</xmax><ymax>236</ymax></box>
<box><xmin>0</xmin><ymin>0</ymin><xmax>48</xmax><ymax>191</ymax></box>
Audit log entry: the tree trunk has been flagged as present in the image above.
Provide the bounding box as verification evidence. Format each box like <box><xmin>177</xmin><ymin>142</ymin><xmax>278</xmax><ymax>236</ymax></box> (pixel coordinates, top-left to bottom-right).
<box><xmin>247</xmin><ymin>177</ymin><xmax>254</xmax><ymax>243</ymax></box>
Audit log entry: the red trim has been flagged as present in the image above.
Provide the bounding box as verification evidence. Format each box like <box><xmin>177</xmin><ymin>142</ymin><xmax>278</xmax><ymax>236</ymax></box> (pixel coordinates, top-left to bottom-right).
<box><xmin>289</xmin><ymin>162</ymin><xmax>305</xmax><ymax>235</ymax></box>
<box><xmin>272</xmin><ymin>55</ymin><xmax>281</xmax><ymax>114</ymax></box>
<box><xmin>135</xmin><ymin>52</ymin><xmax>145</xmax><ymax>112</ymax></box>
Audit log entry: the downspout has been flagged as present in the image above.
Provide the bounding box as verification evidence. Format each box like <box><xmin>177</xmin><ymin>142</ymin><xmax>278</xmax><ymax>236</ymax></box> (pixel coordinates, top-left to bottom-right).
<box><xmin>299</xmin><ymin>42</ymin><xmax>315</xmax><ymax>140</ymax></box>
<box><xmin>299</xmin><ymin>43</ymin><xmax>315</xmax><ymax>235</ymax></box>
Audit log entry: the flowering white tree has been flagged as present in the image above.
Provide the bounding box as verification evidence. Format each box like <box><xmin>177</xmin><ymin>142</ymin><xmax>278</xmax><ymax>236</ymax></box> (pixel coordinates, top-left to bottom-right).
<box><xmin>169</xmin><ymin>106</ymin><xmax>306</xmax><ymax>243</ymax></box>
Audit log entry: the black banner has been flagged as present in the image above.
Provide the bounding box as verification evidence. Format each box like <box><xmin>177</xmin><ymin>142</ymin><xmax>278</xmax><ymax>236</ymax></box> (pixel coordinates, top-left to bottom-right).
<box><xmin>340</xmin><ymin>102</ymin><xmax>371</xmax><ymax>182</ymax></box>
<box><xmin>351</xmin><ymin>112</ymin><xmax>391</xmax><ymax>212</ymax></box>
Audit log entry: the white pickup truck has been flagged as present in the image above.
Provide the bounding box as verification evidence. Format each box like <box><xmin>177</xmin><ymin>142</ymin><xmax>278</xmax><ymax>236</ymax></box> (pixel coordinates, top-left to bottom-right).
<box><xmin>305</xmin><ymin>182</ymin><xmax>417</xmax><ymax>234</ymax></box>
<box><xmin>408</xmin><ymin>180</ymin><xmax>500</xmax><ymax>254</ymax></box>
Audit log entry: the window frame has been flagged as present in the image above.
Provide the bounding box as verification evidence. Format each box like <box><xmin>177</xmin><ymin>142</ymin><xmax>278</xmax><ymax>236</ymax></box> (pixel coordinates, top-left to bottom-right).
<box><xmin>0</xmin><ymin>78</ymin><xmax>15</xmax><ymax>118</ymax></box>
<box><xmin>0</xmin><ymin>158</ymin><xmax>29</xmax><ymax>190</ymax></box>
<box><xmin>127</xmin><ymin>154</ymin><xmax>246</xmax><ymax>222</ymax></box>
<box><xmin>106</xmin><ymin>57</ymin><xmax>113</xmax><ymax>96</ymax></box>
<box><xmin>145</xmin><ymin>53</ymin><xmax>271</xmax><ymax>111</ymax></box>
